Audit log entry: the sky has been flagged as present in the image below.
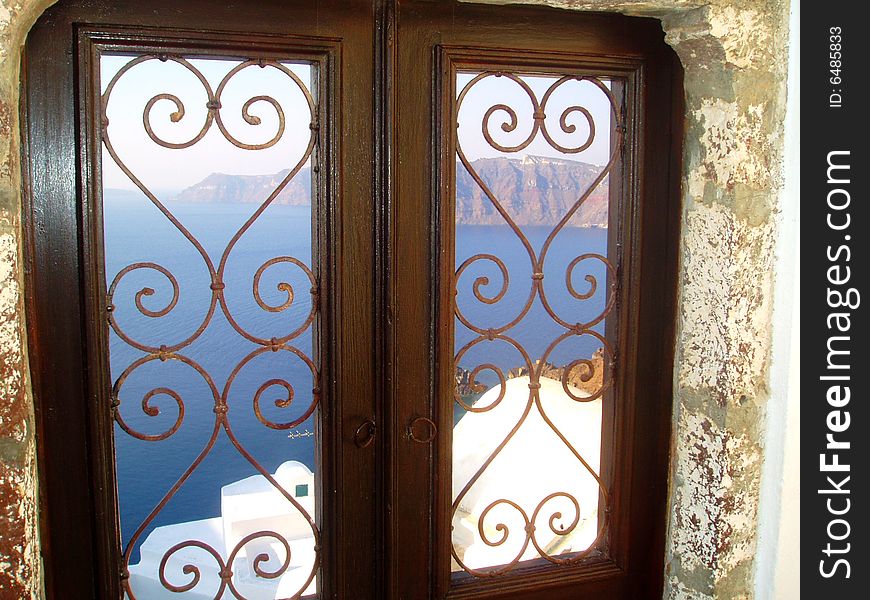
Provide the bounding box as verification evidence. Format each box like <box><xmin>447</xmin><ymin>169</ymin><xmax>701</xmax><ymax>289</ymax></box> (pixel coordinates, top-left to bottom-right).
<box><xmin>101</xmin><ymin>56</ymin><xmax>616</xmax><ymax>193</ymax></box>
<box><xmin>455</xmin><ymin>72</ymin><xmax>613</xmax><ymax>166</ymax></box>
<box><xmin>101</xmin><ymin>56</ymin><xmax>314</xmax><ymax>193</ymax></box>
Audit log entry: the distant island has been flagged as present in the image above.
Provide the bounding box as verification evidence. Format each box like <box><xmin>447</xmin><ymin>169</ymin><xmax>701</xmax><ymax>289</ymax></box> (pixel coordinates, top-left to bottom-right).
<box><xmin>454</xmin><ymin>156</ymin><xmax>609</xmax><ymax>228</ymax></box>
<box><xmin>170</xmin><ymin>155</ymin><xmax>609</xmax><ymax>228</ymax></box>
<box><xmin>172</xmin><ymin>168</ymin><xmax>312</xmax><ymax>207</ymax></box>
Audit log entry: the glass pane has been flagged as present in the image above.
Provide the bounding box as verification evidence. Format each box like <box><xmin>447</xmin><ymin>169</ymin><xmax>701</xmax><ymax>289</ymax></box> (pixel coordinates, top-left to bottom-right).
<box><xmin>100</xmin><ymin>53</ymin><xmax>321</xmax><ymax>598</ymax></box>
<box><xmin>451</xmin><ymin>71</ymin><xmax>620</xmax><ymax>576</ymax></box>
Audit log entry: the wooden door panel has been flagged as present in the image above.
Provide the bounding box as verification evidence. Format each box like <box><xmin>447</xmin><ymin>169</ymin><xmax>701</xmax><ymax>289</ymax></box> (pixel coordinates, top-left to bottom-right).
<box><xmin>391</xmin><ymin>2</ymin><xmax>680</xmax><ymax>598</ymax></box>
<box><xmin>24</xmin><ymin>2</ymin><xmax>377</xmax><ymax>599</ymax></box>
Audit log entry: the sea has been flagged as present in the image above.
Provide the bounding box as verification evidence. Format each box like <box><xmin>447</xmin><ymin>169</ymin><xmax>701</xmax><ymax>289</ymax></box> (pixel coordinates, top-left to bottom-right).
<box><xmin>104</xmin><ymin>193</ymin><xmax>609</xmax><ymax>561</ymax></box>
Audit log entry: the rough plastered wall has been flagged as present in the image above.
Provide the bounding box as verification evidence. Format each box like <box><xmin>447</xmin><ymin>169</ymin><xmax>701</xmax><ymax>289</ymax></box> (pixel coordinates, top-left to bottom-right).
<box><xmin>1</xmin><ymin>1</ymin><xmax>56</xmax><ymax>597</ymax></box>
<box><xmin>0</xmin><ymin>0</ymin><xmax>789</xmax><ymax>598</ymax></box>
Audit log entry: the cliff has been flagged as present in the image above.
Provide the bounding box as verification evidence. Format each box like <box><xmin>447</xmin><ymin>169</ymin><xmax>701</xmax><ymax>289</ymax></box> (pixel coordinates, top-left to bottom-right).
<box><xmin>174</xmin><ymin>156</ymin><xmax>609</xmax><ymax>227</ymax></box>
<box><xmin>456</xmin><ymin>156</ymin><xmax>609</xmax><ymax>228</ymax></box>
<box><xmin>174</xmin><ymin>168</ymin><xmax>312</xmax><ymax>206</ymax></box>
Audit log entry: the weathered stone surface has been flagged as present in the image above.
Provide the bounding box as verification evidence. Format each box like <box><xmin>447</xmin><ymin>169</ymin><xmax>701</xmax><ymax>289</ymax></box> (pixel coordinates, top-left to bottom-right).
<box><xmin>678</xmin><ymin>201</ymin><xmax>775</xmax><ymax>410</ymax></box>
<box><xmin>0</xmin><ymin>0</ymin><xmax>791</xmax><ymax>598</ymax></box>
<box><xmin>0</xmin><ymin>444</ymin><xmax>40</xmax><ymax>599</ymax></box>
<box><xmin>1</xmin><ymin>209</ymin><xmax>40</xmax><ymax>600</ymax></box>
<box><xmin>2</xmin><ymin>1</ymin><xmax>58</xmax><ymax>597</ymax></box>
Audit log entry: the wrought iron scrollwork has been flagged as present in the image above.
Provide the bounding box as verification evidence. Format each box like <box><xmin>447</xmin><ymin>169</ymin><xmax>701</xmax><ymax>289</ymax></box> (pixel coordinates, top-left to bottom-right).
<box><xmin>157</xmin><ymin>530</ymin><xmax>295</xmax><ymax>597</ymax></box>
<box><xmin>451</xmin><ymin>71</ymin><xmax>621</xmax><ymax>576</ymax></box>
<box><xmin>102</xmin><ymin>53</ymin><xmax>321</xmax><ymax>599</ymax></box>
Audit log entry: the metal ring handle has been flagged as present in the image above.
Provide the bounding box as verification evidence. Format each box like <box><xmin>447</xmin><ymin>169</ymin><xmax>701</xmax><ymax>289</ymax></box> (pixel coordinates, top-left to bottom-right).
<box><xmin>407</xmin><ymin>416</ymin><xmax>437</xmax><ymax>444</ymax></box>
<box><xmin>353</xmin><ymin>419</ymin><xmax>377</xmax><ymax>448</ymax></box>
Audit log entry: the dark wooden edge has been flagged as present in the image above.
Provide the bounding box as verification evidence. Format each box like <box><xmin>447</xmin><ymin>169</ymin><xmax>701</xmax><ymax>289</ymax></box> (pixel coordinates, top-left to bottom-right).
<box><xmin>19</xmin><ymin>47</ymin><xmax>84</xmax><ymax>599</ymax></box>
<box><xmin>375</xmin><ymin>1</ymin><xmax>394</xmax><ymax>599</ymax></box>
<box><xmin>601</xmin><ymin>73</ymin><xmax>627</xmax><ymax>566</ymax></box>
<box><xmin>627</xmin><ymin>44</ymin><xmax>683</xmax><ymax>599</ymax></box>
<box><xmin>76</xmin><ymin>29</ymin><xmax>119</xmax><ymax>599</ymax></box>
<box><xmin>608</xmin><ymin>63</ymin><xmax>642</xmax><ymax>575</ymax></box>
<box><xmin>22</xmin><ymin>21</ymin><xmax>100</xmax><ymax>597</ymax></box>
<box><xmin>432</xmin><ymin>41</ymin><xmax>453</xmax><ymax>600</ymax></box>
<box><xmin>79</xmin><ymin>25</ymin><xmax>343</xmax><ymax>58</ymax></box>
<box><xmin>315</xmin><ymin>39</ymin><xmax>339</xmax><ymax>600</ymax></box>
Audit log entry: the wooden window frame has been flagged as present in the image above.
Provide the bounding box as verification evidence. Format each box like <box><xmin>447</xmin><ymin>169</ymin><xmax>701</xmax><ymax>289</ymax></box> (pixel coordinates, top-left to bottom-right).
<box><xmin>23</xmin><ymin>2</ymin><xmax>378</xmax><ymax>598</ymax></box>
<box><xmin>392</xmin><ymin>3</ymin><xmax>682</xmax><ymax>598</ymax></box>
<box><xmin>22</xmin><ymin>1</ymin><xmax>682</xmax><ymax>599</ymax></box>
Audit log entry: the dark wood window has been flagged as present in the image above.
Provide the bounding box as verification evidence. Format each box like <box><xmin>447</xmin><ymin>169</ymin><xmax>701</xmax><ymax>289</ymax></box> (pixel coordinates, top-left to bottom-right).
<box><xmin>23</xmin><ymin>1</ymin><xmax>681</xmax><ymax>599</ymax></box>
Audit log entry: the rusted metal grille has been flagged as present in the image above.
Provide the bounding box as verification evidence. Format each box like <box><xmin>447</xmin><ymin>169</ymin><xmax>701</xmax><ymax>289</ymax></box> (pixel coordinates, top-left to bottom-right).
<box><xmin>450</xmin><ymin>71</ymin><xmax>621</xmax><ymax>577</ymax></box>
<box><xmin>101</xmin><ymin>54</ymin><xmax>321</xmax><ymax>599</ymax></box>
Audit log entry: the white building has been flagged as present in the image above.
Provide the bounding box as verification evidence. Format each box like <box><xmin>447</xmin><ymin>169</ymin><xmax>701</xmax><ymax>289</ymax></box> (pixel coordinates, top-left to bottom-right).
<box><xmin>452</xmin><ymin>376</ymin><xmax>602</xmax><ymax>570</ymax></box>
<box><xmin>128</xmin><ymin>461</ymin><xmax>317</xmax><ymax>599</ymax></box>
<box><xmin>129</xmin><ymin>376</ymin><xmax>603</xmax><ymax>594</ymax></box>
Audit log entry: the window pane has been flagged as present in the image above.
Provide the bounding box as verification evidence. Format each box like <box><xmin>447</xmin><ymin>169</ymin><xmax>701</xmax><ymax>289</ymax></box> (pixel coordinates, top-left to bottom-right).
<box><xmin>100</xmin><ymin>53</ymin><xmax>321</xmax><ymax>598</ymax></box>
<box><xmin>451</xmin><ymin>71</ymin><xmax>620</xmax><ymax>576</ymax></box>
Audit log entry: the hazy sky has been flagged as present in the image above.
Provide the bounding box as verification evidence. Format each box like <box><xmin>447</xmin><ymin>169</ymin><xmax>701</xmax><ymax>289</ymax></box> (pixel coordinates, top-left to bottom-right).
<box><xmin>101</xmin><ymin>56</ymin><xmax>615</xmax><ymax>193</ymax></box>
<box><xmin>101</xmin><ymin>56</ymin><xmax>314</xmax><ymax>193</ymax></box>
<box><xmin>455</xmin><ymin>72</ymin><xmax>612</xmax><ymax>166</ymax></box>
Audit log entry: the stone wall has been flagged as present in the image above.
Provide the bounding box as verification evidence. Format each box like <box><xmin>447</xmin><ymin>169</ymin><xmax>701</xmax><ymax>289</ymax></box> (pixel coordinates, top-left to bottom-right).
<box><xmin>1</xmin><ymin>1</ymin><xmax>58</xmax><ymax>597</ymax></box>
<box><xmin>0</xmin><ymin>0</ymin><xmax>792</xmax><ymax>598</ymax></box>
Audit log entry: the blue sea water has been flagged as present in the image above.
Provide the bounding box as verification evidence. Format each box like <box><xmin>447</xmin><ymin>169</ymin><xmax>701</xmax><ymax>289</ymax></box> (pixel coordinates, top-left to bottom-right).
<box><xmin>104</xmin><ymin>194</ymin><xmax>609</xmax><ymax>561</ymax></box>
<box><xmin>454</xmin><ymin>224</ymin><xmax>609</xmax><ymax>386</ymax></box>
